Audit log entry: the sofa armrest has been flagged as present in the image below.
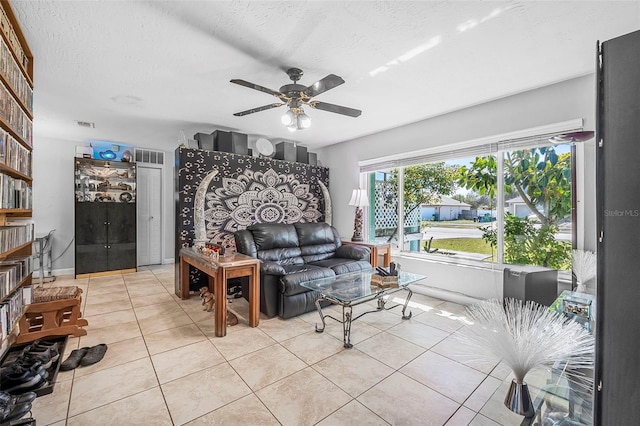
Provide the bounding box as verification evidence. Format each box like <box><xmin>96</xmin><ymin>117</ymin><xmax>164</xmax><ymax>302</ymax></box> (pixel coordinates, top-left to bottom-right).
<box><xmin>334</xmin><ymin>245</ymin><xmax>371</xmax><ymax>261</ymax></box>
<box><xmin>261</xmin><ymin>261</ymin><xmax>286</xmax><ymax>276</ymax></box>
<box><xmin>235</xmin><ymin>229</ymin><xmax>257</xmax><ymax>258</ymax></box>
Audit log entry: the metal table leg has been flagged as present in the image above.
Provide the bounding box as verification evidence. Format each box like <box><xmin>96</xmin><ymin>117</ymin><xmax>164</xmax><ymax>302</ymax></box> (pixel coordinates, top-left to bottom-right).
<box><xmin>402</xmin><ymin>288</ymin><xmax>413</xmax><ymax>319</ymax></box>
<box><xmin>342</xmin><ymin>305</ymin><xmax>353</xmax><ymax>349</ymax></box>
<box><xmin>314</xmin><ymin>298</ymin><xmax>327</xmax><ymax>333</ymax></box>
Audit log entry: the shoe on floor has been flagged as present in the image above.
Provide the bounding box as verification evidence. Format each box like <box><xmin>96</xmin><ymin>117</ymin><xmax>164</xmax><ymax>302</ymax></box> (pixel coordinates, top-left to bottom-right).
<box><xmin>0</xmin><ymin>360</ymin><xmax>47</xmax><ymax>380</ymax></box>
<box><xmin>23</xmin><ymin>342</ymin><xmax>60</xmax><ymax>365</ymax></box>
<box><xmin>18</xmin><ymin>351</ymin><xmax>56</xmax><ymax>370</ymax></box>
<box><xmin>80</xmin><ymin>344</ymin><xmax>108</xmax><ymax>367</ymax></box>
<box><xmin>0</xmin><ymin>391</ymin><xmax>37</xmax><ymax>407</ymax></box>
<box><xmin>0</xmin><ymin>364</ymin><xmax>47</xmax><ymax>394</ymax></box>
<box><xmin>0</xmin><ymin>399</ymin><xmax>32</xmax><ymax>422</ymax></box>
<box><xmin>59</xmin><ymin>347</ymin><xmax>89</xmax><ymax>371</ymax></box>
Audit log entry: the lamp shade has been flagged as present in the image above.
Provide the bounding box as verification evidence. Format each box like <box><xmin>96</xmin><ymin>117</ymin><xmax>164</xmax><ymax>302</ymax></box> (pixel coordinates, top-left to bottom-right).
<box><xmin>298</xmin><ymin>112</ymin><xmax>311</xmax><ymax>129</ymax></box>
<box><xmin>281</xmin><ymin>109</ymin><xmax>295</xmax><ymax>126</ymax></box>
<box><xmin>348</xmin><ymin>189</ymin><xmax>369</xmax><ymax>207</ymax></box>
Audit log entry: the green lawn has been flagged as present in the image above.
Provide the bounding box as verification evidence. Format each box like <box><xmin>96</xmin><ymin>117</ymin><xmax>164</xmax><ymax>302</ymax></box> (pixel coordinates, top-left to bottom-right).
<box><xmin>428</xmin><ymin>238</ymin><xmax>495</xmax><ymax>255</ymax></box>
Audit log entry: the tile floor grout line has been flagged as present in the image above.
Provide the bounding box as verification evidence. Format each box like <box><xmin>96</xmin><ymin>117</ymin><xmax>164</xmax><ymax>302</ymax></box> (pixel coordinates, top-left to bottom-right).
<box><xmin>64</xmin><ymin>273</ymin><xmax>130</xmax><ymax>424</ymax></box>
<box><xmin>123</xmin><ymin>270</ymin><xmax>178</xmax><ymax>426</ymax></box>
<box><xmin>204</xmin><ymin>333</ymin><xmax>279</xmax><ymax>363</ymax></box>
<box><xmin>395</xmin><ymin>366</ymin><xmax>468</xmax><ymax>413</ymax></box>
<box><xmin>62</xmin><ymin>272</ymin><xmax>111</xmax><ymax>425</ymax></box>
<box><xmin>64</xmin><ymin>385</ymin><xmax>162</xmax><ymax>424</ymax></box>
<box><xmin>225</xmin><ymin>341</ymin><xmax>309</xmax><ymax>394</ymax></box>
<box><xmin>250</xmin><ymin>389</ymin><xmax>284</xmax><ymax>426</ymax></box>
<box><xmin>308</xmin><ymin>352</ymin><xmax>394</xmax><ymax>402</ymax></box>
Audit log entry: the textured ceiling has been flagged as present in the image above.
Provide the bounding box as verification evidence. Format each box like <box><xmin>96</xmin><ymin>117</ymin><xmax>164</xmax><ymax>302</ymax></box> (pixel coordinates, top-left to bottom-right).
<box><xmin>12</xmin><ymin>0</ymin><xmax>640</xmax><ymax>150</ymax></box>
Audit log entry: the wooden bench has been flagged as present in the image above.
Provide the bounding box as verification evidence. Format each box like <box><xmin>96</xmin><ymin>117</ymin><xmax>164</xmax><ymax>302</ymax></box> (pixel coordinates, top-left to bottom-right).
<box><xmin>15</xmin><ymin>286</ymin><xmax>88</xmax><ymax>345</ymax></box>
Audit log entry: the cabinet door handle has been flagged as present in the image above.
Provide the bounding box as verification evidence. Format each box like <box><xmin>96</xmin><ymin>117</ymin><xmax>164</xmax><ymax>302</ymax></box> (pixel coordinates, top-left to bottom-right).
<box><xmin>107</xmin><ymin>246</ymin><xmax>111</xmax><ymax>249</ymax></box>
<box><xmin>104</xmin><ymin>222</ymin><xmax>107</xmax><ymax>225</ymax></box>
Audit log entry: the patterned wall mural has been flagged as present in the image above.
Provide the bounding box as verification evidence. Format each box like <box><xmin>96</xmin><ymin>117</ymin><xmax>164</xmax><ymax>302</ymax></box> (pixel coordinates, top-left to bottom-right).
<box><xmin>175</xmin><ymin>147</ymin><xmax>330</xmax><ymax>262</ymax></box>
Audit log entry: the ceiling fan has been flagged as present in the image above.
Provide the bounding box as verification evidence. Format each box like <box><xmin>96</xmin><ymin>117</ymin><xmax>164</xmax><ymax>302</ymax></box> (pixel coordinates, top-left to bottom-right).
<box><xmin>230</xmin><ymin>68</ymin><xmax>361</xmax><ymax>131</ymax></box>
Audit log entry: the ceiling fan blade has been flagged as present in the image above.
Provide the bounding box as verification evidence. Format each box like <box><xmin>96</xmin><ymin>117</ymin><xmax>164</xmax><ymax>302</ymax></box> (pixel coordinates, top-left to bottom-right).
<box><xmin>233</xmin><ymin>103</ymin><xmax>285</xmax><ymax>116</ymax></box>
<box><xmin>304</xmin><ymin>74</ymin><xmax>345</xmax><ymax>97</ymax></box>
<box><xmin>310</xmin><ymin>101</ymin><xmax>362</xmax><ymax>118</ymax></box>
<box><xmin>230</xmin><ymin>79</ymin><xmax>283</xmax><ymax>98</ymax></box>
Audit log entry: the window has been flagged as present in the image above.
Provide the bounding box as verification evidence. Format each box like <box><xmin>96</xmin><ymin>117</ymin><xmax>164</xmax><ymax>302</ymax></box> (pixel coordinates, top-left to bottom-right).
<box><xmin>369</xmin><ymin>170</ymin><xmax>400</xmax><ymax>249</ymax></box>
<box><xmin>499</xmin><ymin>144</ymin><xmax>573</xmax><ymax>270</ymax></box>
<box><xmin>364</xmin><ymin>126</ymin><xmax>579</xmax><ymax>271</ymax></box>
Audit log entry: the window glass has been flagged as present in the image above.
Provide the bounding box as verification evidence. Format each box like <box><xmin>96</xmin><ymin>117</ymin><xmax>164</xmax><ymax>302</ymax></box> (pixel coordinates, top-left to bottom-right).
<box><xmin>369</xmin><ymin>170</ymin><xmax>399</xmax><ymax>248</ymax></box>
<box><xmin>367</xmin><ymin>144</ymin><xmax>574</xmax><ymax>270</ymax></box>
<box><xmin>425</xmin><ymin>155</ymin><xmax>498</xmax><ymax>262</ymax></box>
<box><xmin>501</xmin><ymin>144</ymin><xmax>573</xmax><ymax>270</ymax></box>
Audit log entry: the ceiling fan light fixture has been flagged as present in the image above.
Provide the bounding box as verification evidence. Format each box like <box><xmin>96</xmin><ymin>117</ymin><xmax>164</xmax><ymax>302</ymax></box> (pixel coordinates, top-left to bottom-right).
<box><xmin>281</xmin><ymin>109</ymin><xmax>295</xmax><ymax>126</ymax></box>
<box><xmin>298</xmin><ymin>111</ymin><xmax>311</xmax><ymax>129</ymax></box>
<box><xmin>287</xmin><ymin>122</ymin><xmax>297</xmax><ymax>132</ymax></box>
<box><xmin>231</xmin><ymin>68</ymin><xmax>361</xmax><ymax>127</ymax></box>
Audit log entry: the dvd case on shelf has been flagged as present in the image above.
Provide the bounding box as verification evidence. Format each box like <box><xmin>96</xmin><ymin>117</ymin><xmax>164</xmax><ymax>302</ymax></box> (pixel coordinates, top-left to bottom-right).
<box><xmin>0</xmin><ymin>174</ymin><xmax>31</xmax><ymax>209</ymax></box>
<box><xmin>2</xmin><ymin>133</ymin><xmax>31</xmax><ymax>176</ymax></box>
<box><xmin>0</xmin><ymin>287</ymin><xmax>24</xmax><ymax>342</ymax></box>
<box><xmin>0</xmin><ymin>255</ymin><xmax>33</xmax><ymax>299</ymax></box>
<box><xmin>0</xmin><ymin>223</ymin><xmax>33</xmax><ymax>253</ymax></box>
<box><xmin>0</xmin><ymin>80</ymin><xmax>32</xmax><ymax>146</ymax></box>
<box><xmin>0</xmin><ymin>37</ymin><xmax>32</xmax><ymax>113</ymax></box>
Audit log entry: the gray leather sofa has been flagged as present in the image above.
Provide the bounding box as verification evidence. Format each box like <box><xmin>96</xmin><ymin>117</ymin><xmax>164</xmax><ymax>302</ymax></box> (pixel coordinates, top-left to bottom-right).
<box><xmin>234</xmin><ymin>222</ymin><xmax>372</xmax><ymax>318</ymax></box>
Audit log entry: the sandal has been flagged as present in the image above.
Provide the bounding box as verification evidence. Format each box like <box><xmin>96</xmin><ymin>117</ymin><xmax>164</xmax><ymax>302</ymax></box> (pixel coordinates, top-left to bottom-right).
<box><xmin>80</xmin><ymin>344</ymin><xmax>108</xmax><ymax>367</ymax></box>
<box><xmin>59</xmin><ymin>347</ymin><xmax>89</xmax><ymax>371</ymax></box>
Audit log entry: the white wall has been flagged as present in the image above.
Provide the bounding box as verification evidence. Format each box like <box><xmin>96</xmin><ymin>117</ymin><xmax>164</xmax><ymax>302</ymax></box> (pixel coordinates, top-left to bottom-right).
<box><xmin>317</xmin><ymin>75</ymin><xmax>597</xmax><ymax>301</ymax></box>
<box><xmin>32</xmin><ymin>136</ymin><xmax>176</xmax><ymax>274</ymax></box>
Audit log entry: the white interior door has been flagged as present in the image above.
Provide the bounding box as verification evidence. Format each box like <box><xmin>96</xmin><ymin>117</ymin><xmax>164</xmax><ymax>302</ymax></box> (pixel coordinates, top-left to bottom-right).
<box><xmin>137</xmin><ymin>165</ymin><xmax>162</xmax><ymax>266</ymax></box>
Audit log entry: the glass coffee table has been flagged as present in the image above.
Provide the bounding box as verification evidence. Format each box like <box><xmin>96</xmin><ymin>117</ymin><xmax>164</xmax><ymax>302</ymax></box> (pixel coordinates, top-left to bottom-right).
<box><xmin>299</xmin><ymin>270</ymin><xmax>426</xmax><ymax>348</ymax></box>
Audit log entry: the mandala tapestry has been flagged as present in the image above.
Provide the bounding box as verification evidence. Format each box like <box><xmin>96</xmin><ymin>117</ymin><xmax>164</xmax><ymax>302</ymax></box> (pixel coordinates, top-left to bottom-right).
<box><xmin>175</xmin><ymin>147</ymin><xmax>330</xmax><ymax>269</ymax></box>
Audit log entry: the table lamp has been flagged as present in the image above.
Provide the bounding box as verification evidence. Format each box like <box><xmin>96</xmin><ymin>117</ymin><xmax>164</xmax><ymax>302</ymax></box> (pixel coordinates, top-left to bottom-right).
<box><xmin>349</xmin><ymin>189</ymin><xmax>369</xmax><ymax>241</ymax></box>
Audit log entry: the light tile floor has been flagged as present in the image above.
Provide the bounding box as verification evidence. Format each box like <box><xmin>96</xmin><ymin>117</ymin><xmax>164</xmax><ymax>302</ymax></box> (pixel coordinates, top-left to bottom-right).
<box><xmin>28</xmin><ymin>265</ymin><xmax>552</xmax><ymax>425</ymax></box>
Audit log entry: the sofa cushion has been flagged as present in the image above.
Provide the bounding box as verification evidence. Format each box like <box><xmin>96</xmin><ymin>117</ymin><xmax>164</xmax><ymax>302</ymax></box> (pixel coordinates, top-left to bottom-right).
<box><xmin>279</xmin><ymin>265</ymin><xmax>336</xmax><ymax>296</ymax></box>
<box><xmin>258</xmin><ymin>247</ymin><xmax>304</xmax><ymax>265</ymax></box>
<box><xmin>334</xmin><ymin>245</ymin><xmax>370</xmax><ymax>261</ymax></box>
<box><xmin>247</xmin><ymin>223</ymin><xmax>305</xmax><ymax>265</ymax></box>
<box><xmin>299</xmin><ymin>243</ymin><xmax>338</xmax><ymax>263</ymax></box>
<box><xmin>260</xmin><ymin>261</ymin><xmax>286</xmax><ymax>275</ymax></box>
<box><xmin>294</xmin><ymin>222</ymin><xmax>337</xmax><ymax>246</ymax></box>
<box><xmin>309</xmin><ymin>259</ymin><xmax>373</xmax><ymax>275</ymax></box>
<box><xmin>248</xmin><ymin>223</ymin><xmax>299</xmax><ymax>250</ymax></box>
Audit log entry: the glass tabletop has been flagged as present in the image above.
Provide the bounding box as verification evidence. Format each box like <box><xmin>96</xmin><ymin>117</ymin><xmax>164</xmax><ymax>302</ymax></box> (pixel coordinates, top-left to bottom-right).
<box><xmin>299</xmin><ymin>270</ymin><xmax>426</xmax><ymax>303</ymax></box>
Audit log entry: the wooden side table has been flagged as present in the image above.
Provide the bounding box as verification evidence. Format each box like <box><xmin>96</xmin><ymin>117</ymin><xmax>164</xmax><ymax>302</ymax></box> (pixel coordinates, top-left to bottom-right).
<box><xmin>179</xmin><ymin>247</ymin><xmax>260</xmax><ymax>337</ymax></box>
<box><xmin>342</xmin><ymin>240</ymin><xmax>391</xmax><ymax>268</ymax></box>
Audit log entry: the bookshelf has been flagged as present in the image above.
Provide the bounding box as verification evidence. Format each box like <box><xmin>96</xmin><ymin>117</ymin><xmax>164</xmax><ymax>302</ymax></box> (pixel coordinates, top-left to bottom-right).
<box><xmin>0</xmin><ymin>0</ymin><xmax>33</xmax><ymax>360</ymax></box>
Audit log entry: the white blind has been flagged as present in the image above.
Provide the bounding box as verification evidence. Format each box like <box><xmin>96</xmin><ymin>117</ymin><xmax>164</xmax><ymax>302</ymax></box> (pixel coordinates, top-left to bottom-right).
<box><xmin>359</xmin><ymin>119</ymin><xmax>584</xmax><ymax>173</ymax></box>
<box><xmin>360</xmin><ymin>143</ymin><xmax>496</xmax><ymax>172</ymax></box>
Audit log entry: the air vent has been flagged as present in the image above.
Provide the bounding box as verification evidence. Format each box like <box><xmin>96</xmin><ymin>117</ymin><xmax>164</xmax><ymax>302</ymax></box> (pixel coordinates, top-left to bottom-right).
<box><xmin>134</xmin><ymin>148</ymin><xmax>164</xmax><ymax>165</ymax></box>
<box><xmin>76</xmin><ymin>121</ymin><xmax>95</xmax><ymax>128</ymax></box>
